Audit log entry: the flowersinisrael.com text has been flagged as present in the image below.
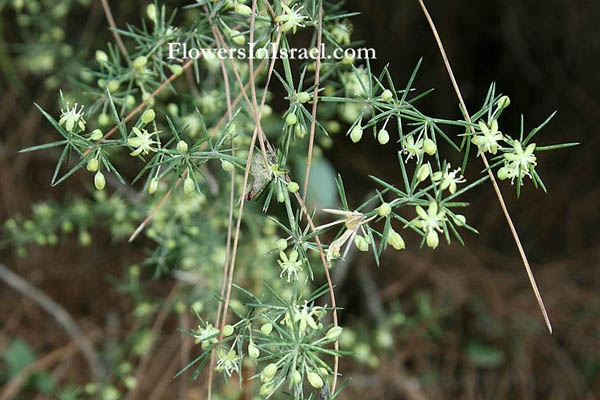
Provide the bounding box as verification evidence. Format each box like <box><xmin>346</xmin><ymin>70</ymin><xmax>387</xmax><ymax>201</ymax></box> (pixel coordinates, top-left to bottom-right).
<box><xmin>167</xmin><ymin>41</ymin><xmax>376</xmax><ymax>61</ymax></box>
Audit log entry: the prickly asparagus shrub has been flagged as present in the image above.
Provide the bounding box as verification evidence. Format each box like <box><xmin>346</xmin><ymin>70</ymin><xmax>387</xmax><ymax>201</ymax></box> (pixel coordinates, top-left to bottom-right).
<box><xmin>3</xmin><ymin>0</ymin><xmax>577</xmax><ymax>398</ymax></box>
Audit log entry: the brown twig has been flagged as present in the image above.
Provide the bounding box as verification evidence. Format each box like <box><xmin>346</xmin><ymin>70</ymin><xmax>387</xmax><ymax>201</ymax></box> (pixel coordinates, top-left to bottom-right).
<box><xmin>100</xmin><ymin>0</ymin><xmax>131</xmax><ymax>65</ymax></box>
<box><xmin>302</xmin><ymin>2</ymin><xmax>324</xmax><ymax>202</ymax></box>
<box><xmin>416</xmin><ymin>0</ymin><xmax>552</xmax><ymax>334</ymax></box>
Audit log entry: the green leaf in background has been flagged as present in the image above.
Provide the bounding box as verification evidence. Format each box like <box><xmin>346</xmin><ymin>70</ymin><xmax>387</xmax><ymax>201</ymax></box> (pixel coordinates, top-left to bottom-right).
<box><xmin>3</xmin><ymin>338</ymin><xmax>35</xmax><ymax>377</ymax></box>
<box><xmin>466</xmin><ymin>340</ymin><xmax>505</xmax><ymax>368</ymax></box>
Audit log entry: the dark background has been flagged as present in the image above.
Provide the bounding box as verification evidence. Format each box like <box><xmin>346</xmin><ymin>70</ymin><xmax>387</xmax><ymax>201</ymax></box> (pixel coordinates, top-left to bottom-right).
<box><xmin>0</xmin><ymin>1</ymin><xmax>598</xmax><ymax>399</ymax></box>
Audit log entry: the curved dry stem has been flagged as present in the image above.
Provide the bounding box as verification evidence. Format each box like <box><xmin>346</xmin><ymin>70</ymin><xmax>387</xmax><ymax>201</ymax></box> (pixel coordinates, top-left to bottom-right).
<box><xmin>302</xmin><ymin>2</ymin><xmax>324</xmax><ymax>202</ymax></box>
<box><xmin>417</xmin><ymin>0</ymin><xmax>552</xmax><ymax>334</ymax></box>
<box><xmin>100</xmin><ymin>0</ymin><xmax>131</xmax><ymax>65</ymax></box>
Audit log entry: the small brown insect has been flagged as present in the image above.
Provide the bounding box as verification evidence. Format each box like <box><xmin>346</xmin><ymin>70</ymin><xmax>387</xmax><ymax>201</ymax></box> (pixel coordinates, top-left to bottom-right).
<box><xmin>244</xmin><ymin>150</ymin><xmax>277</xmax><ymax>201</ymax></box>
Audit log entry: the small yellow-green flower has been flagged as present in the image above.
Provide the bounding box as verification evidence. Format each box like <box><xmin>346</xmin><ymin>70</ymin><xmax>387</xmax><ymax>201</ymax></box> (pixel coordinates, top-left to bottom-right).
<box><xmin>128</xmin><ymin>127</ymin><xmax>159</xmax><ymax>156</ymax></box>
<box><xmin>58</xmin><ymin>102</ymin><xmax>86</xmax><ymax>132</ymax></box>
<box><xmin>472</xmin><ymin>119</ymin><xmax>504</xmax><ymax>154</ymax></box>
<box><xmin>275</xmin><ymin>4</ymin><xmax>308</xmax><ymax>34</ymax></box>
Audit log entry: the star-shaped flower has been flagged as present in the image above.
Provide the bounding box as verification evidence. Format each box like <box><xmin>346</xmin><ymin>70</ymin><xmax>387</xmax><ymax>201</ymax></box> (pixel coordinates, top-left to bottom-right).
<box><xmin>278</xmin><ymin>250</ymin><xmax>303</xmax><ymax>282</ymax></box>
<box><xmin>275</xmin><ymin>3</ymin><xmax>308</xmax><ymax>34</ymax></box>
<box><xmin>128</xmin><ymin>127</ymin><xmax>160</xmax><ymax>156</ymax></box>
<box><xmin>472</xmin><ymin>119</ymin><xmax>504</xmax><ymax>154</ymax></box>
<box><xmin>413</xmin><ymin>201</ymin><xmax>446</xmax><ymax>249</ymax></box>
<box><xmin>58</xmin><ymin>102</ymin><xmax>86</xmax><ymax>132</ymax></box>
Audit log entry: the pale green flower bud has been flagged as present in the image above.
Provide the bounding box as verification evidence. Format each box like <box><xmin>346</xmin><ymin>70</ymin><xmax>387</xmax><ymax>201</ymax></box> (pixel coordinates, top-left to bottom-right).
<box><xmin>98</xmin><ymin>113</ymin><xmax>110</xmax><ymax>126</ymax></box>
<box><xmin>248</xmin><ymin>342</ymin><xmax>259</xmax><ymax>359</ymax></box>
<box><xmin>87</xmin><ymin>158</ymin><xmax>99</xmax><ymax>172</ymax></box>
<box><xmin>261</xmin><ymin>363</ymin><xmax>277</xmax><ymax>382</ymax></box>
<box><xmin>377</xmin><ymin>129</ymin><xmax>389</xmax><ymax>145</ymax></box>
<box><xmin>297</xmin><ymin>91</ymin><xmax>310</xmax><ymax>103</ymax></box>
<box><xmin>233</xmin><ymin>3</ymin><xmax>252</xmax><ymax>15</ymax></box>
<box><xmin>94</xmin><ymin>171</ymin><xmax>105</xmax><ymax>191</ymax></box>
<box><xmin>146</xmin><ymin>4</ymin><xmax>157</xmax><ymax>23</ymax></box>
<box><xmin>426</xmin><ymin>230</ymin><xmax>439</xmax><ymax>249</ymax></box>
<box><xmin>126</xmin><ymin>95</ymin><xmax>135</xmax><ymax>107</ymax></box>
<box><xmin>285</xmin><ymin>112</ymin><xmax>298</xmax><ymax>126</ymax></box>
<box><xmin>95</xmin><ymin>50</ymin><xmax>108</xmax><ymax>63</ymax></box>
<box><xmin>497</xmin><ymin>95</ymin><xmax>510</xmax><ymax>109</ymax></box>
<box><xmin>259</xmin><ymin>383</ymin><xmax>274</xmax><ymax>396</ymax></box>
<box><xmin>107</xmin><ymin>80</ymin><xmax>120</xmax><ymax>93</ymax></box>
<box><xmin>79</xmin><ymin>230</ymin><xmax>92</xmax><ymax>246</ymax></box>
<box><xmin>221</xmin><ymin>159</ymin><xmax>234</xmax><ymax>172</ymax></box>
<box><xmin>417</xmin><ymin>164</ymin><xmax>430</xmax><ymax>182</ymax></box>
<box><xmin>288</xmin><ymin>181</ymin><xmax>299</xmax><ymax>193</ymax></box>
<box><xmin>292</xmin><ymin>370</ymin><xmax>302</xmax><ymax>385</ymax></box>
<box><xmin>497</xmin><ymin>166</ymin><xmax>510</xmax><ymax>180</ymax></box>
<box><xmin>326</xmin><ymin>326</ymin><xmax>343</xmax><ymax>340</ymax></box>
<box><xmin>381</xmin><ymin>89</ymin><xmax>393</xmax><ymax>103</ymax></box>
<box><xmin>231</xmin><ymin>31</ymin><xmax>246</xmax><ymax>46</ymax></box>
<box><xmin>167</xmin><ymin>103</ymin><xmax>179</xmax><ymax>116</ymax></box>
<box><xmin>141</xmin><ymin>109</ymin><xmax>155</xmax><ymax>124</ymax></box>
<box><xmin>453</xmin><ymin>214</ymin><xmax>466</xmax><ymax>226</ymax></box>
<box><xmin>307</xmin><ymin>371</ymin><xmax>323</xmax><ymax>388</ymax></box>
<box><xmin>133</xmin><ymin>56</ymin><xmax>147</xmax><ymax>70</ymax></box>
<box><xmin>260</xmin><ymin>323</ymin><xmax>273</xmax><ymax>335</ymax></box>
<box><xmin>354</xmin><ymin>235</ymin><xmax>369</xmax><ymax>252</ymax></box>
<box><xmin>276</xmin><ymin>238</ymin><xmax>288</xmax><ymax>251</ymax></box>
<box><xmin>350</xmin><ymin>125</ymin><xmax>363</xmax><ymax>143</ymax></box>
<box><xmin>378</xmin><ymin>202</ymin><xmax>391</xmax><ymax>217</ymax></box>
<box><xmin>388</xmin><ymin>229</ymin><xmax>405</xmax><ymax>250</ymax></box>
<box><xmin>169</xmin><ymin>64</ymin><xmax>183</xmax><ymax>76</ymax></box>
<box><xmin>177</xmin><ymin>140</ymin><xmax>188</xmax><ymax>153</ymax></box>
<box><xmin>222</xmin><ymin>324</ymin><xmax>234</xmax><ymax>337</ymax></box>
<box><xmin>183</xmin><ymin>177</ymin><xmax>194</xmax><ymax>194</ymax></box>
<box><xmin>424</xmin><ymin>138</ymin><xmax>437</xmax><ymax>155</ymax></box>
<box><xmin>90</xmin><ymin>129</ymin><xmax>103</xmax><ymax>141</ymax></box>
<box><xmin>295</xmin><ymin>124</ymin><xmax>306</xmax><ymax>138</ymax></box>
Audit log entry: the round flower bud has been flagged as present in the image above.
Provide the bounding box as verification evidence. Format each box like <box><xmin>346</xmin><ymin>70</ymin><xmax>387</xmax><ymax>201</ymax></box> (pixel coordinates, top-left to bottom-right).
<box><xmin>426</xmin><ymin>230</ymin><xmax>439</xmax><ymax>249</ymax></box>
<box><xmin>95</xmin><ymin>50</ymin><xmax>108</xmax><ymax>63</ymax></box>
<box><xmin>423</xmin><ymin>138</ymin><xmax>437</xmax><ymax>155</ymax></box>
<box><xmin>259</xmin><ymin>383</ymin><xmax>274</xmax><ymax>396</ymax></box>
<box><xmin>98</xmin><ymin>113</ymin><xmax>111</xmax><ymax>126</ymax></box>
<box><xmin>297</xmin><ymin>91</ymin><xmax>310</xmax><ymax>103</ymax></box>
<box><xmin>133</xmin><ymin>56</ymin><xmax>147</xmax><ymax>70</ymax></box>
<box><xmin>222</xmin><ymin>325</ymin><xmax>234</xmax><ymax>337</ymax></box>
<box><xmin>261</xmin><ymin>363</ymin><xmax>277</xmax><ymax>382</ymax></box>
<box><xmin>90</xmin><ymin>129</ymin><xmax>103</xmax><ymax>141</ymax></box>
<box><xmin>381</xmin><ymin>89</ymin><xmax>393</xmax><ymax>103</ymax></box>
<box><xmin>307</xmin><ymin>371</ymin><xmax>323</xmax><ymax>389</ymax></box>
<box><xmin>497</xmin><ymin>95</ymin><xmax>510</xmax><ymax>109</ymax></box>
<box><xmin>417</xmin><ymin>164</ymin><xmax>430</xmax><ymax>182</ymax></box>
<box><xmin>378</xmin><ymin>202</ymin><xmax>391</xmax><ymax>217</ymax></box>
<box><xmin>146</xmin><ymin>4</ymin><xmax>157</xmax><ymax>23</ymax></box>
<box><xmin>326</xmin><ymin>326</ymin><xmax>343</xmax><ymax>340</ymax></box>
<box><xmin>497</xmin><ymin>166</ymin><xmax>510</xmax><ymax>180</ymax></box>
<box><xmin>354</xmin><ymin>235</ymin><xmax>369</xmax><ymax>252</ymax></box>
<box><xmin>453</xmin><ymin>214</ymin><xmax>466</xmax><ymax>226</ymax></box>
<box><xmin>177</xmin><ymin>140</ymin><xmax>188</xmax><ymax>153</ymax></box>
<box><xmin>94</xmin><ymin>172</ymin><xmax>106</xmax><ymax>191</ymax></box>
<box><xmin>288</xmin><ymin>181</ymin><xmax>299</xmax><ymax>193</ymax></box>
<box><xmin>221</xmin><ymin>159</ymin><xmax>234</xmax><ymax>172</ymax></box>
<box><xmin>388</xmin><ymin>229</ymin><xmax>405</xmax><ymax>250</ymax></box>
<box><xmin>350</xmin><ymin>125</ymin><xmax>363</xmax><ymax>143</ymax></box>
<box><xmin>107</xmin><ymin>80</ymin><xmax>120</xmax><ymax>93</ymax></box>
<box><xmin>276</xmin><ymin>238</ymin><xmax>288</xmax><ymax>251</ymax></box>
<box><xmin>292</xmin><ymin>370</ymin><xmax>302</xmax><ymax>385</ymax></box>
<box><xmin>232</xmin><ymin>32</ymin><xmax>246</xmax><ymax>46</ymax></box>
<box><xmin>377</xmin><ymin>129</ymin><xmax>389</xmax><ymax>145</ymax></box>
<box><xmin>183</xmin><ymin>177</ymin><xmax>194</xmax><ymax>194</ymax></box>
<box><xmin>295</xmin><ymin>124</ymin><xmax>306</xmax><ymax>138</ymax></box>
<box><xmin>126</xmin><ymin>95</ymin><xmax>135</xmax><ymax>107</ymax></box>
<box><xmin>141</xmin><ymin>109</ymin><xmax>155</xmax><ymax>124</ymax></box>
<box><xmin>260</xmin><ymin>323</ymin><xmax>273</xmax><ymax>335</ymax></box>
<box><xmin>285</xmin><ymin>112</ymin><xmax>298</xmax><ymax>126</ymax></box>
<box><xmin>169</xmin><ymin>64</ymin><xmax>183</xmax><ymax>76</ymax></box>
<box><xmin>148</xmin><ymin>178</ymin><xmax>158</xmax><ymax>194</ymax></box>
<box><xmin>233</xmin><ymin>3</ymin><xmax>252</xmax><ymax>15</ymax></box>
<box><xmin>248</xmin><ymin>342</ymin><xmax>259</xmax><ymax>359</ymax></box>
<box><xmin>167</xmin><ymin>103</ymin><xmax>179</xmax><ymax>116</ymax></box>
<box><xmin>87</xmin><ymin>158</ymin><xmax>99</xmax><ymax>172</ymax></box>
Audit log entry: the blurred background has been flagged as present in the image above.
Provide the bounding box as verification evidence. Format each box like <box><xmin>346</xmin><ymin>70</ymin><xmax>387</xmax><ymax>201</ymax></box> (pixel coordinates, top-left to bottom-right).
<box><xmin>0</xmin><ymin>0</ymin><xmax>598</xmax><ymax>399</ymax></box>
